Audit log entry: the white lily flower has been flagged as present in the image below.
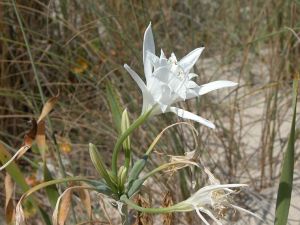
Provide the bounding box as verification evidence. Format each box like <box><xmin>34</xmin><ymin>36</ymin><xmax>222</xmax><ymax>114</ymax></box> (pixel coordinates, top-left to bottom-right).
<box><xmin>172</xmin><ymin>183</ymin><xmax>260</xmax><ymax>225</ymax></box>
<box><xmin>124</xmin><ymin>23</ymin><xmax>237</xmax><ymax>128</ymax></box>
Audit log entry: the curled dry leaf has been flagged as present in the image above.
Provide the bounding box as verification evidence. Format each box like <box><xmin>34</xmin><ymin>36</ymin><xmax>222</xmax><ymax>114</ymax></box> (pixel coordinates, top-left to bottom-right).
<box><xmin>5</xmin><ymin>173</ymin><xmax>15</xmax><ymax>224</ymax></box>
<box><xmin>53</xmin><ymin>188</ymin><xmax>73</xmax><ymax>225</ymax></box>
<box><xmin>37</xmin><ymin>93</ymin><xmax>59</xmax><ymax>124</ymax></box>
<box><xmin>78</xmin><ymin>187</ymin><xmax>92</xmax><ymax>220</ymax></box>
<box><xmin>0</xmin><ymin>93</ymin><xmax>59</xmax><ymax>171</ymax></box>
<box><xmin>53</xmin><ymin>185</ymin><xmax>94</xmax><ymax>225</ymax></box>
<box><xmin>0</xmin><ymin>119</ymin><xmax>36</xmax><ymax>171</ymax></box>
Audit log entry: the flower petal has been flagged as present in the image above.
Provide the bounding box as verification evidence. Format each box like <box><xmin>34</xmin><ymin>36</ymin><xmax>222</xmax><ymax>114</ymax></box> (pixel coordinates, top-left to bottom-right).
<box><xmin>186</xmin><ymin>80</ymin><xmax>238</xmax><ymax>99</ymax></box>
<box><xmin>143</xmin><ymin>23</ymin><xmax>155</xmax><ymax>83</ymax></box>
<box><xmin>188</xmin><ymin>73</ymin><xmax>198</xmax><ymax>80</ymax></box>
<box><xmin>160</xmin><ymin>49</ymin><xmax>166</xmax><ymax>59</ymax></box>
<box><xmin>124</xmin><ymin>64</ymin><xmax>147</xmax><ymax>93</ymax></box>
<box><xmin>194</xmin><ymin>207</ymin><xmax>210</xmax><ymax>225</ymax></box>
<box><xmin>168</xmin><ymin>107</ymin><xmax>215</xmax><ymax>128</ymax></box>
<box><xmin>143</xmin><ymin>23</ymin><xmax>155</xmax><ymax>62</ymax></box>
<box><xmin>179</xmin><ymin>47</ymin><xmax>204</xmax><ymax>74</ymax></box>
<box><xmin>199</xmin><ymin>207</ymin><xmax>223</xmax><ymax>225</ymax></box>
<box><xmin>230</xmin><ymin>204</ymin><xmax>263</xmax><ymax>220</ymax></box>
<box><xmin>152</xmin><ymin>66</ymin><xmax>172</xmax><ymax>83</ymax></box>
<box><xmin>197</xmin><ymin>80</ymin><xmax>238</xmax><ymax>95</ymax></box>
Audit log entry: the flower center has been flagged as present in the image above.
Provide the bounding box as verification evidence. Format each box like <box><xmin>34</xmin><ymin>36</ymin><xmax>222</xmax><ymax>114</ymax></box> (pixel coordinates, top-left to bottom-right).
<box><xmin>168</xmin><ymin>57</ymin><xmax>185</xmax><ymax>80</ymax></box>
<box><xmin>211</xmin><ymin>190</ymin><xmax>231</xmax><ymax>219</ymax></box>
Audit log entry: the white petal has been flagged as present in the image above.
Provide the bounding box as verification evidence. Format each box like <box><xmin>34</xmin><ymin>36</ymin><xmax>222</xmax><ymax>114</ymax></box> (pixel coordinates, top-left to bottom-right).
<box><xmin>186</xmin><ymin>80</ymin><xmax>238</xmax><ymax>99</ymax></box>
<box><xmin>194</xmin><ymin>207</ymin><xmax>210</xmax><ymax>225</ymax></box>
<box><xmin>179</xmin><ymin>47</ymin><xmax>204</xmax><ymax>73</ymax></box>
<box><xmin>152</xmin><ymin>66</ymin><xmax>172</xmax><ymax>83</ymax></box>
<box><xmin>170</xmin><ymin>53</ymin><xmax>177</xmax><ymax>62</ymax></box>
<box><xmin>186</xmin><ymin>80</ymin><xmax>198</xmax><ymax>88</ymax></box>
<box><xmin>197</xmin><ymin>80</ymin><xmax>238</xmax><ymax>95</ymax></box>
<box><xmin>199</xmin><ymin>207</ymin><xmax>223</xmax><ymax>225</ymax></box>
<box><xmin>143</xmin><ymin>23</ymin><xmax>155</xmax><ymax>62</ymax></box>
<box><xmin>168</xmin><ymin>107</ymin><xmax>215</xmax><ymax>129</ymax></box>
<box><xmin>231</xmin><ymin>204</ymin><xmax>263</xmax><ymax>220</ymax></box>
<box><xmin>160</xmin><ymin>49</ymin><xmax>166</xmax><ymax>59</ymax></box>
<box><xmin>124</xmin><ymin>64</ymin><xmax>147</xmax><ymax>93</ymax></box>
<box><xmin>143</xmin><ymin>23</ymin><xmax>155</xmax><ymax>83</ymax></box>
<box><xmin>188</xmin><ymin>73</ymin><xmax>198</xmax><ymax>80</ymax></box>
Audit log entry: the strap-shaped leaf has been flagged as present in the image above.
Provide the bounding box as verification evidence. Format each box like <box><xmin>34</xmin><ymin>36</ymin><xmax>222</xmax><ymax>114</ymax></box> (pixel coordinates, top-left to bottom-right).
<box><xmin>275</xmin><ymin>79</ymin><xmax>298</xmax><ymax>225</ymax></box>
<box><xmin>106</xmin><ymin>82</ymin><xmax>122</xmax><ymax>133</ymax></box>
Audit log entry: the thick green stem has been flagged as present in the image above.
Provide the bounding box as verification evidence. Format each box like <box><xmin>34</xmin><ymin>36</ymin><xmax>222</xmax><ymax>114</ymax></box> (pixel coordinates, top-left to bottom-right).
<box><xmin>111</xmin><ymin>109</ymin><xmax>153</xmax><ymax>177</ymax></box>
<box><xmin>120</xmin><ymin>195</ymin><xmax>185</xmax><ymax>214</ymax></box>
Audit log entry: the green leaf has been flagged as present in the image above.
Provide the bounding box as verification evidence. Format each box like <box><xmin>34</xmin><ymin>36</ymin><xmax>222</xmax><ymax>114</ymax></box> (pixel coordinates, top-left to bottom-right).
<box><xmin>43</xmin><ymin>162</ymin><xmax>60</xmax><ymax>208</ymax></box>
<box><xmin>275</xmin><ymin>79</ymin><xmax>298</xmax><ymax>225</ymax></box>
<box><xmin>121</xmin><ymin>109</ymin><xmax>131</xmax><ymax>171</ymax></box>
<box><xmin>89</xmin><ymin>143</ymin><xmax>117</xmax><ymax>192</ymax></box>
<box><xmin>121</xmin><ymin>109</ymin><xmax>131</xmax><ymax>152</ymax></box>
<box><xmin>106</xmin><ymin>82</ymin><xmax>122</xmax><ymax>133</ymax></box>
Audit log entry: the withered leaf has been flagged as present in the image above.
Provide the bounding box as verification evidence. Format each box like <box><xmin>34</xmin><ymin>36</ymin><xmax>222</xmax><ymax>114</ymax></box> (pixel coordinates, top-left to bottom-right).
<box><xmin>5</xmin><ymin>173</ymin><xmax>15</xmax><ymax>224</ymax></box>
<box><xmin>53</xmin><ymin>189</ymin><xmax>73</xmax><ymax>225</ymax></box>
<box><xmin>37</xmin><ymin>93</ymin><xmax>59</xmax><ymax>123</ymax></box>
<box><xmin>78</xmin><ymin>187</ymin><xmax>92</xmax><ymax>220</ymax></box>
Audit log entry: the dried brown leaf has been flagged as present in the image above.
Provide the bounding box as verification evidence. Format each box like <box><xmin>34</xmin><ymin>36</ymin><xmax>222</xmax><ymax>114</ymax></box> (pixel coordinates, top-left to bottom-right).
<box><xmin>23</xmin><ymin>119</ymin><xmax>37</xmax><ymax>146</ymax></box>
<box><xmin>36</xmin><ymin>120</ymin><xmax>47</xmax><ymax>159</ymax></box>
<box><xmin>78</xmin><ymin>188</ymin><xmax>92</xmax><ymax>220</ymax></box>
<box><xmin>37</xmin><ymin>93</ymin><xmax>59</xmax><ymax>123</ymax></box>
<box><xmin>0</xmin><ymin>145</ymin><xmax>31</xmax><ymax>171</ymax></box>
<box><xmin>5</xmin><ymin>173</ymin><xmax>15</xmax><ymax>224</ymax></box>
<box><xmin>53</xmin><ymin>189</ymin><xmax>73</xmax><ymax>225</ymax></box>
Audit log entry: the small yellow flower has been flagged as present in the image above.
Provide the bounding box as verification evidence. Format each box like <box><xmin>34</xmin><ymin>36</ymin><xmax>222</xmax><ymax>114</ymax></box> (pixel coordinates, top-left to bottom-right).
<box><xmin>72</xmin><ymin>59</ymin><xmax>88</xmax><ymax>74</ymax></box>
<box><xmin>25</xmin><ymin>173</ymin><xmax>39</xmax><ymax>186</ymax></box>
<box><xmin>59</xmin><ymin>142</ymin><xmax>72</xmax><ymax>154</ymax></box>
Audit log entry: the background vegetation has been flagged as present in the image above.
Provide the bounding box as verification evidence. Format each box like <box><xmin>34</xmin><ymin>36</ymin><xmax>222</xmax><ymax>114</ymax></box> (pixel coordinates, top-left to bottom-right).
<box><xmin>0</xmin><ymin>0</ymin><xmax>299</xmax><ymax>224</ymax></box>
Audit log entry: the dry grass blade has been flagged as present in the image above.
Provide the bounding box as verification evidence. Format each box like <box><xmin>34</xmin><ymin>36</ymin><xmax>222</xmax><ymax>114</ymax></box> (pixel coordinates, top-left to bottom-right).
<box><xmin>5</xmin><ymin>173</ymin><xmax>15</xmax><ymax>224</ymax></box>
<box><xmin>0</xmin><ymin>119</ymin><xmax>36</xmax><ymax>170</ymax></box>
<box><xmin>0</xmin><ymin>145</ymin><xmax>31</xmax><ymax>171</ymax></box>
<box><xmin>15</xmin><ymin>200</ymin><xmax>26</xmax><ymax>225</ymax></box>
<box><xmin>37</xmin><ymin>93</ymin><xmax>59</xmax><ymax>124</ymax></box>
<box><xmin>146</xmin><ymin>122</ymin><xmax>198</xmax><ymax>155</ymax></box>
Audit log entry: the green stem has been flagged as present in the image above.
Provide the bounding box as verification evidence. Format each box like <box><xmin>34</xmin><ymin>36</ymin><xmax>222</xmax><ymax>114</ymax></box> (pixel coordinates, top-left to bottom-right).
<box><xmin>111</xmin><ymin>109</ymin><xmax>153</xmax><ymax>177</ymax></box>
<box><xmin>120</xmin><ymin>195</ymin><xmax>184</xmax><ymax>214</ymax></box>
<box><xmin>124</xmin><ymin>148</ymin><xmax>131</xmax><ymax>176</ymax></box>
